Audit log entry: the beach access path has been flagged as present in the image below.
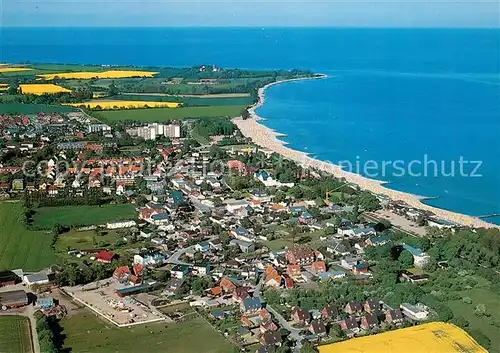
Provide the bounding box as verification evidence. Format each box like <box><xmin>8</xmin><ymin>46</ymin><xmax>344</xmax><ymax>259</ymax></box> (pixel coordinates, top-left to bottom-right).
<box><xmin>233</xmin><ymin>76</ymin><xmax>498</xmax><ymax>230</ymax></box>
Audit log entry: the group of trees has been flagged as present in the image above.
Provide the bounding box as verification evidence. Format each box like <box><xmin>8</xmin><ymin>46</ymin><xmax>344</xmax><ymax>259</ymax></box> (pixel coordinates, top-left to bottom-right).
<box><xmin>34</xmin><ymin>311</ymin><xmax>62</xmax><ymax>353</ymax></box>
<box><xmin>54</xmin><ymin>261</ymin><xmax>114</xmax><ymax>286</ymax></box>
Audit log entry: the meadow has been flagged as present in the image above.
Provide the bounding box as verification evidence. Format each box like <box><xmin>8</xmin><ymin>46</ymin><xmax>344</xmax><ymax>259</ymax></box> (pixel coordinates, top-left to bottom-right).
<box><xmin>318</xmin><ymin>322</ymin><xmax>487</xmax><ymax>353</ymax></box>
<box><xmin>65</xmin><ymin>100</ymin><xmax>181</xmax><ymax>110</ymax></box>
<box><xmin>0</xmin><ymin>67</ymin><xmax>33</xmax><ymax>73</ymax></box>
<box><xmin>447</xmin><ymin>288</ymin><xmax>500</xmax><ymax>352</ymax></box>
<box><xmin>112</xmin><ymin>94</ymin><xmax>255</xmax><ymax>107</ymax></box>
<box><xmin>19</xmin><ymin>83</ymin><xmax>72</xmax><ymax>95</ymax></box>
<box><xmin>0</xmin><ymin>316</ymin><xmax>33</xmax><ymax>353</ymax></box>
<box><xmin>60</xmin><ymin>309</ymin><xmax>234</xmax><ymax>353</ymax></box>
<box><xmin>0</xmin><ymin>202</ymin><xmax>57</xmax><ymax>271</ymax></box>
<box><xmin>0</xmin><ymin>103</ymin><xmax>77</xmax><ymax>114</ymax></box>
<box><xmin>96</xmin><ymin>105</ymin><xmax>245</xmax><ymax>122</ymax></box>
<box><xmin>32</xmin><ymin>204</ymin><xmax>137</xmax><ymax>229</ymax></box>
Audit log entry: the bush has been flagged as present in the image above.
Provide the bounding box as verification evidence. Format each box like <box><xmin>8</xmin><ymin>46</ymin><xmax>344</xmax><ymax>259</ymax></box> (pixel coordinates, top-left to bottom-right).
<box><xmin>462</xmin><ymin>296</ymin><xmax>473</xmax><ymax>304</ymax></box>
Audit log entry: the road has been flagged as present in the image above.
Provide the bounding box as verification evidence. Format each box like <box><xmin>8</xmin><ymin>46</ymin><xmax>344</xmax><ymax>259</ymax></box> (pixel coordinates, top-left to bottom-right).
<box><xmin>164</xmin><ymin>246</ymin><xmax>193</xmax><ymax>266</ymax></box>
<box><xmin>253</xmin><ymin>274</ymin><xmax>303</xmax><ymax>352</ymax></box>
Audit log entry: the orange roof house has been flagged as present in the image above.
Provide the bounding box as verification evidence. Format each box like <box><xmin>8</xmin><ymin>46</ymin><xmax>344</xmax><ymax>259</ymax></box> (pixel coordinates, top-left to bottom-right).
<box><xmin>287</xmin><ymin>265</ymin><xmax>302</xmax><ymax>280</ymax></box>
<box><xmin>210</xmin><ymin>286</ymin><xmax>222</xmax><ymax>296</ymax></box>
<box><xmin>220</xmin><ymin>278</ymin><xmax>237</xmax><ymax>293</ymax></box>
<box><xmin>312</xmin><ymin>261</ymin><xmax>327</xmax><ymax>275</ymax></box>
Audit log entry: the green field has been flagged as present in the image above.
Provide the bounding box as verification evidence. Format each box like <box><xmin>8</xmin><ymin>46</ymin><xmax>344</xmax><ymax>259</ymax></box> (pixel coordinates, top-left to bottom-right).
<box><xmin>96</xmin><ymin>105</ymin><xmax>244</xmax><ymax>122</ymax></box>
<box><xmin>32</xmin><ymin>204</ymin><xmax>137</xmax><ymax>229</ymax></box>
<box><xmin>0</xmin><ymin>103</ymin><xmax>77</xmax><ymax>114</ymax></box>
<box><xmin>111</xmin><ymin>94</ymin><xmax>255</xmax><ymax>107</ymax></box>
<box><xmin>0</xmin><ymin>316</ymin><xmax>33</xmax><ymax>353</ymax></box>
<box><xmin>447</xmin><ymin>288</ymin><xmax>500</xmax><ymax>352</ymax></box>
<box><xmin>0</xmin><ymin>202</ymin><xmax>57</xmax><ymax>271</ymax></box>
<box><xmin>60</xmin><ymin>309</ymin><xmax>234</xmax><ymax>353</ymax></box>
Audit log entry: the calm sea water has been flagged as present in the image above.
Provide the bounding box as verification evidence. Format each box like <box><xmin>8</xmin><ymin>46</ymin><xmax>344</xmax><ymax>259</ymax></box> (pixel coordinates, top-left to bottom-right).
<box><xmin>2</xmin><ymin>28</ymin><xmax>499</xmax><ymax>222</ymax></box>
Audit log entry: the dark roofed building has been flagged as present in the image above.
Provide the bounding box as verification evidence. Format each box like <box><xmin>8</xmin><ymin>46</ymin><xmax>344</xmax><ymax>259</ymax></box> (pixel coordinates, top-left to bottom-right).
<box><xmin>386</xmin><ymin>308</ymin><xmax>404</xmax><ymax>324</ymax></box>
<box><xmin>321</xmin><ymin>304</ymin><xmax>339</xmax><ymax>320</ymax></box>
<box><xmin>0</xmin><ymin>271</ymin><xmax>20</xmax><ymax>287</ymax></box>
<box><xmin>259</xmin><ymin>331</ymin><xmax>282</xmax><ymax>346</ymax></box>
<box><xmin>309</xmin><ymin>320</ymin><xmax>327</xmax><ymax>336</ymax></box>
<box><xmin>291</xmin><ymin>307</ymin><xmax>310</xmax><ymax>325</ymax></box>
<box><xmin>344</xmin><ymin>301</ymin><xmax>363</xmax><ymax>314</ymax></box>
<box><xmin>361</xmin><ymin>313</ymin><xmax>379</xmax><ymax>329</ymax></box>
<box><xmin>0</xmin><ymin>290</ymin><xmax>28</xmax><ymax>308</ymax></box>
<box><xmin>364</xmin><ymin>299</ymin><xmax>380</xmax><ymax>313</ymax></box>
<box><xmin>340</xmin><ymin>317</ymin><xmax>358</xmax><ymax>331</ymax></box>
<box><xmin>285</xmin><ymin>246</ymin><xmax>315</xmax><ymax>265</ymax></box>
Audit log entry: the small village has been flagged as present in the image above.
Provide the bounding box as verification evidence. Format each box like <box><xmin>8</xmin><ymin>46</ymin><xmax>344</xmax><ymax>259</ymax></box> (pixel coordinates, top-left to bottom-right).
<box><xmin>0</xmin><ymin>109</ymin><xmax>496</xmax><ymax>353</ymax></box>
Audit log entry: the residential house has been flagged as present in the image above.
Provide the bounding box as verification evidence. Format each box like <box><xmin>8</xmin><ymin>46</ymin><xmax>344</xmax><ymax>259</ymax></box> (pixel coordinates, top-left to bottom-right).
<box><xmin>340</xmin><ymin>256</ymin><xmax>362</xmax><ymax>270</ymax></box>
<box><xmin>326</xmin><ymin>240</ymin><xmax>350</xmax><ymax>256</ymax></box>
<box><xmin>321</xmin><ymin>305</ymin><xmax>338</xmax><ymax>321</ymax></box>
<box><xmin>237</xmin><ymin>327</ymin><xmax>253</xmax><ymax>340</ymax></box>
<box><xmin>220</xmin><ymin>277</ymin><xmax>237</xmax><ymax>293</ymax></box>
<box><xmin>285</xmin><ymin>246</ymin><xmax>315</xmax><ymax>265</ymax></box>
<box><xmin>386</xmin><ymin>309</ymin><xmax>404</xmax><ymax>324</ymax></box>
<box><xmin>311</xmin><ymin>261</ymin><xmax>327</xmax><ymax>275</ymax></box>
<box><xmin>194</xmin><ymin>241</ymin><xmax>210</xmax><ymax>253</ymax></box>
<box><xmin>402</xmin><ymin>244</ymin><xmax>430</xmax><ymax>267</ymax></box>
<box><xmin>264</xmin><ymin>270</ymin><xmax>282</xmax><ymax>289</ymax></box>
<box><xmin>165</xmin><ymin>278</ymin><xmax>185</xmax><ymax>295</ymax></box>
<box><xmin>352</xmin><ymin>263</ymin><xmax>369</xmax><ymax>275</ymax></box>
<box><xmin>360</xmin><ymin>313</ymin><xmax>379</xmax><ymax>329</ymax></box>
<box><xmin>340</xmin><ymin>317</ymin><xmax>359</xmax><ymax>331</ymax></box>
<box><xmin>365</xmin><ymin>234</ymin><xmax>390</xmax><ymax>247</ymax></box>
<box><xmin>240</xmin><ymin>297</ymin><xmax>262</xmax><ymax>316</ymax></box>
<box><xmin>209</xmin><ymin>310</ymin><xmax>227</xmax><ymax>320</ymax></box>
<box><xmin>230</xmin><ymin>227</ymin><xmax>255</xmax><ymax>242</ymax></box>
<box><xmin>259</xmin><ymin>331</ymin><xmax>282</xmax><ymax>347</ymax></box>
<box><xmin>364</xmin><ymin>299</ymin><xmax>380</xmax><ymax>313</ymax></box>
<box><xmin>309</xmin><ymin>320</ymin><xmax>327</xmax><ymax>337</ymax></box>
<box><xmin>233</xmin><ymin>287</ymin><xmax>250</xmax><ymax>302</ymax></box>
<box><xmin>287</xmin><ymin>265</ymin><xmax>301</xmax><ymax>281</ymax></box>
<box><xmin>225</xmin><ymin>199</ymin><xmax>250</xmax><ymax>213</ymax></box>
<box><xmin>151</xmin><ymin>213</ymin><xmax>170</xmax><ymax>226</ymax></box>
<box><xmin>259</xmin><ymin>308</ymin><xmax>272</xmax><ymax>323</ymax></box>
<box><xmin>96</xmin><ymin>250</ymin><xmax>116</xmax><ymax>263</ymax></box>
<box><xmin>209</xmin><ymin>238</ymin><xmax>222</xmax><ymax>250</ymax></box>
<box><xmin>260</xmin><ymin>320</ymin><xmax>279</xmax><ymax>334</ymax></box>
<box><xmin>230</xmin><ymin>239</ymin><xmax>255</xmax><ymax>253</ymax></box>
<box><xmin>291</xmin><ymin>307</ymin><xmax>310</xmax><ymax>325</ymax></box>
<box><xmin>344</xmin><ymin>301</ymin><xmax>363</xmax><ymax>315</ymax></box>
<box><xmin>318</xmin><ymin>270</ymin><xmax>346</xmax><ymax>281</ymax></box>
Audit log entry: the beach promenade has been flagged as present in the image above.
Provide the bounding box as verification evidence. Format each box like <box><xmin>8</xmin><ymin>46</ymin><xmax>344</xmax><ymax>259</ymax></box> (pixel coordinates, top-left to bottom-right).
<box><xmin>233</xmin><ymin>76</ymin><xmax>498</xmax><ymax>229</ymax></box>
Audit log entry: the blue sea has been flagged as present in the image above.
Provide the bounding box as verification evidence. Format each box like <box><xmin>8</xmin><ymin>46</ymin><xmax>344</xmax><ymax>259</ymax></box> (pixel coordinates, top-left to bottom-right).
<box><xmin>2</xmin><ymin>28</ymin><xmax>499</xmax><ymax>223</ymax></box>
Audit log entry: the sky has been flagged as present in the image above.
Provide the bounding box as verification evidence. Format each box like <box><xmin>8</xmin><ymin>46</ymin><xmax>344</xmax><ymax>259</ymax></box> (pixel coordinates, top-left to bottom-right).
<box><xmin>1</xmin><ymin>0</ymin><xmax>499</xmax><ymax>28</ymax></box>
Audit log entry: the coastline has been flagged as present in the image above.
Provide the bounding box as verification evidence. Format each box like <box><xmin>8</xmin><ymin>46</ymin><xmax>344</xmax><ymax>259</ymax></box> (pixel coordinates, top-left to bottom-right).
<box><xmin>233</xmin><ymin>75</ymin><xmax>498</xmax><ymax>229</ymax></box>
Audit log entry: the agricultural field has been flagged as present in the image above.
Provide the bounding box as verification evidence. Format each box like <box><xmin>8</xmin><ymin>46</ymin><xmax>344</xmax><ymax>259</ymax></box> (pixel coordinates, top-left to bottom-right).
<box><xmin>31</xmin><ymin>204</ymin><xmax>137</xmax><ymax>229</ymax></box>
<box><xmin>19</xmin><ymin>83</ymin><xmax>72</xmax><ymax>95</ymax></box>
<box><xmin>0</xmin><ymin>315</ymin><xmax>33</xmax><ymax>353</ymax></box>
<box><xmin>96</xmin><ymin>105</ymin><xmax>245</xmax><ymax>122</ymax></box>
<box><xmin>0</xmin><ymin>67</ymin><xmax>33</xmax><ymax>74</ymax></box>
<box><xmin>65</xmin><ymin>100</ymin><xmax>181</xmax><ymax>110</ymax></box>
<box><xmin>0</xmin><ymin>103</ymin><xmax>77</xmax><ymax>114</ymax></box>
<box><xmin>60</xmin><ymin>309</ymin><xmax>234</xmax><ymax>353</ymax></box>
<box><xmin>0</xmin><ymin>202</ymin><xmax>57</xmax><ymax>271</ymax></box>
<box><xmin>37</xmin><ymin>70</ymin><xmax>159</xmax><ymax>80</ymax></box>
<box><xmin>318</xmin><ymin>322</ymin><xmax>487</xmax><ymax>353</ymax></box>
<box><xmin>112</xmin><ymin>94</ymin><xmax>255</xmax><ymax>107</ymax></box>
<box><xmin>447</xmin><ymin>288</ymin><xmax>500</xmax><ymax>352</ymax></box>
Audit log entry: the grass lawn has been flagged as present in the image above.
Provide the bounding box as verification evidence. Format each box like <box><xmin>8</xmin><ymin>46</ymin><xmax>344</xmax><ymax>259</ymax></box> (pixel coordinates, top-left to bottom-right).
<box><xmin>0</xmin><ymin>315</ymin><xmax>33</xmax><ymax>353</ymax></box>
<box><xmin>0</xmin><ymin>202</ymin><xmax>57</xmax><ymax>271</ymax></box>
<box><xmin>32</xmin><ymin>204</ymin><xmax>136</xmax><ymax>229</ymax></box>
<box><xmin>263</xmin><ymin>228</ymin><xmax>325</xmax><ymax>251</ymax></box>
<box><xmin>0</xmin><ymin>103</ymin><xmax>77</xmax><ymax>114</ymax></box>
<box><xmin>95</xmin><ymin>105</ymin><xmax>244</xmax><ymax>122</ymax></box>
<box><xmin>60</xmin><ymin>309</ymin><xmax>234</xmax><ymax>353</ymax></box>
<box><xmin>447</xmin><ymin>288</ymin><xmax>500</xmax><ymax>352</ymax></box>
<box><xmin>113</xmin><ymin>94</ymin><xmax>255</xmax><ymax>107</ymax></box>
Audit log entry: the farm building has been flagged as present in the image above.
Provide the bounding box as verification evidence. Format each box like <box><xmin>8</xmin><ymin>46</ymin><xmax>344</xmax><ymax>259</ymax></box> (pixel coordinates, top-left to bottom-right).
<box><xmin>23</xmin><ymin>272</ymin><xmax>50</xmax><ymax>286</ymax></box>
<box><xmin>0</xmin><ymin>290</ymin><xmax>29</xmax><ymax>308</ymax></box>
<box><xmin>0</xmin><ymin>271</ymin><xmax>21</xmax><ymax>287</ymax></box>
<box><xmin>96</xmin><ymin>250</ymin><xmax>117</xmax><ymax>263</ymax></box>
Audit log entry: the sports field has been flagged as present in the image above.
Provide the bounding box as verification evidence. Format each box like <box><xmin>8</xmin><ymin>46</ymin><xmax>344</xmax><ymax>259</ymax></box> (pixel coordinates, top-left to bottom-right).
<box><xmin>0</xmin><ymin>202</ymin><xmax>57</xmax><ymax>271</ymax></box>
<box><xmin>32</xmin><ymin>204</ymin><xmax>137</xmax><ymax>229</ymax></box>
<box><xmin>0</xmin><ymin>316</ymin><xmax>33</xmax><ymax>353</ymax></box>
<box><xmin>318</xmin><ymin>322</ymin><xmax>487</xmax><ymax>353</ymax></box>
<box><xmin>60</xmin><ymin>309</ymin><xmax>234</xmax><ymax>353</ymax></box>
<box><xmin>96</xmin><ymin>105</ymin><xmax>244</xmax><ymax>122</ymax></box>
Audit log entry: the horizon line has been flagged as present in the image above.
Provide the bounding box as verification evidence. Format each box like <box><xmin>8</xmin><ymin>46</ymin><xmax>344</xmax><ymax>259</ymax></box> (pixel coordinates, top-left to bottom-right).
<box><xmin>1</xmin><ymin>25</ymin><xmax>499</xmax><ymax>29</ymax></box>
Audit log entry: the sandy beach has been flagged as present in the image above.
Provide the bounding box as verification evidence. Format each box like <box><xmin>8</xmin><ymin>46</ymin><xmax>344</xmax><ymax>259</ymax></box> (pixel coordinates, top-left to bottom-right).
<box><xmin>233</xmin><ymin>76</ymin><xmax>498</xmax><ymax>229</ymax></box>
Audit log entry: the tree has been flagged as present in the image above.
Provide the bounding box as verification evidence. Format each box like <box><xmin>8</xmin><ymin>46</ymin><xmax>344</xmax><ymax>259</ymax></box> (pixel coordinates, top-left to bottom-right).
<box><xmin>398</xmin><ymin>250</ymin><xmax>414</xmax><ymax>268</ymax></box>
<box><xmin>300</xmin><ymin>341</ymin><xmax>317</xmax><ymax>353</ymax></box>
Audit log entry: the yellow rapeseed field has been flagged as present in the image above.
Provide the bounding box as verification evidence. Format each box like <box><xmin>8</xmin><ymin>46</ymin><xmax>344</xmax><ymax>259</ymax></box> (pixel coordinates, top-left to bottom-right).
<box><xmin>64</xmin><ymin>100</ymin><xmax>181</xmax><ymax>110</ymax></box>
<box><xmin>318</xmin><ymin>322</ymin><xmax>487</xmax><ymax>353</ymax></box>
<box><xmin>0</xmin><ymin>67</ymin><xmax>33</xmax><ymax>73</ymax></box>
<box><xmin>19</xmin><ymin>84</ymin><xmax>72</xmax><ymax>95</ymax></box>
<box><xmin>37</xmin><ymin>70</ymin><xmax>159</xmax><ymax>80</ymax></box>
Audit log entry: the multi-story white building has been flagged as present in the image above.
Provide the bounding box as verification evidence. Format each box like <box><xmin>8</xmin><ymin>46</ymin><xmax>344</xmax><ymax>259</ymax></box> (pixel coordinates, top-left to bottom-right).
<box><xmin>126</xmin><ymin>122</ymin><xmax>180</xmax><ymax>140</ymax></box>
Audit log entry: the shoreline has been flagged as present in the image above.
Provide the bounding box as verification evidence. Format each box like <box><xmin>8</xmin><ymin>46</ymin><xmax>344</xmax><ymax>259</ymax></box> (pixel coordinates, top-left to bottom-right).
<box><xmin>233</xmin><ymin>75</ymin><xmax>498</xmax><ymax>229</ymax></box>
